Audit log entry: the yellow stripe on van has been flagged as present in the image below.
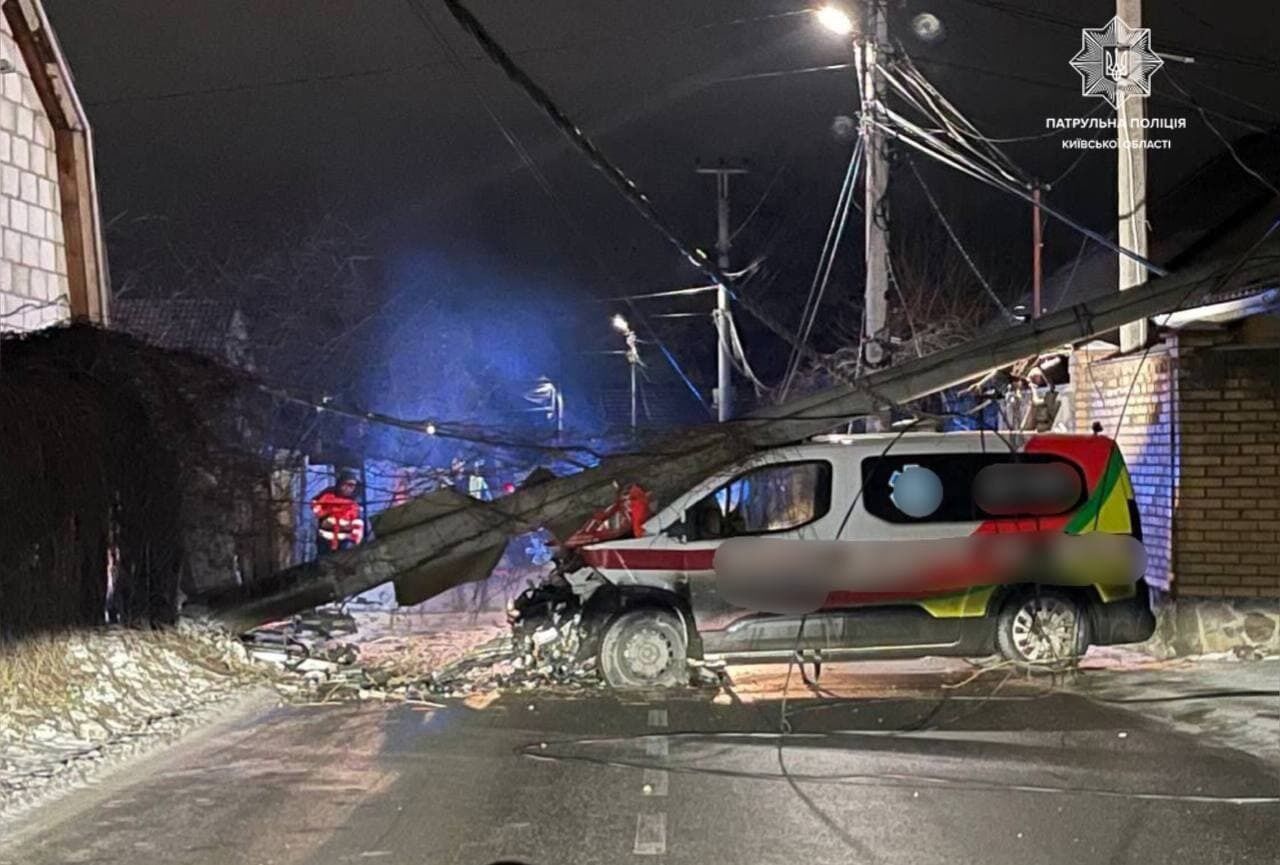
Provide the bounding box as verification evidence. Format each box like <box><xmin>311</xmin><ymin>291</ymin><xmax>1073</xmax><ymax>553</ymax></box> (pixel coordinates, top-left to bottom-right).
<box><xmin>917</xmin><ymin>586</ymin><xmax>997</xmax><ymax>618</ymax></box>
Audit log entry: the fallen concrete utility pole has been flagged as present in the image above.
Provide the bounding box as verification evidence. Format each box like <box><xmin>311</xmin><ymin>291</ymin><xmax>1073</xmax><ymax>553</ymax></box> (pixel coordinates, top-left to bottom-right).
<box><xmin>198</xmin><ymin>237</ymin><xmax>1280</xmax><ymax>631</ymax></box>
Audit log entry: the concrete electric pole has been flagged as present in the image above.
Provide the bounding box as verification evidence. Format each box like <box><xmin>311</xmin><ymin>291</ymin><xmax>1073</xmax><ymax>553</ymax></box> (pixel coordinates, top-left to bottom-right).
<box><xmin>696</xmin><ymin>162</ymin><xmax>747</xmax><ymax>422</ymax></box>
<box><xmin>858</xmin><ymin>1</ymin><xmax>890</xmax><ymax>369</ymax></box>
<box><xmin>1117</xmin><ymin>0</ymin><xmax>1149</xmax><ymax>352</ymax></box>
<box><xmin>1032</xmin><ymin>184</ymin><xmax>1044</xmax><ymax>318</ymax></box>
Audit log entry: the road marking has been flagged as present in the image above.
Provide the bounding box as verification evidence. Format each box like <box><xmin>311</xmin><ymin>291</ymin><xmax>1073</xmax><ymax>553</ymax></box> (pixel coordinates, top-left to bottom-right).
<box><xmin>642</xmin><ymin>767</ymin><xmax>669</xmax><ymax>797</ymax></box>
<box><xmin>633</xmin><ymin>812</ymin><xmax>667</xmax><ymax>855</ymax></box>
<box><xmin>636</xmin><ymin>706</ymin><xmax>671</xmax><ymax>854</ymax></box>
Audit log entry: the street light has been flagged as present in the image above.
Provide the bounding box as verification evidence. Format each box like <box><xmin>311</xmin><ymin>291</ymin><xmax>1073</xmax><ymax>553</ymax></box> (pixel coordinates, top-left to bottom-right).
<box><xmin>815</xmin><ymin>4</ymin><xmax>854</xmax><ymax>36</ymax></box>
<box><xmin>610</xmin><ymin>314</ymin><xmax>639</xmax><ymax>431</ymax></box>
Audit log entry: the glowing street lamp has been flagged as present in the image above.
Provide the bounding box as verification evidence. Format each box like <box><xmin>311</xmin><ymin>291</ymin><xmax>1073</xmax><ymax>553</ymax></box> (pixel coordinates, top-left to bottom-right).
<box><xmin>814</xmin><ymin>4</ymin><xmax>854</xmax><ymax>37</ymax></box>
<box><xmin>611</xmin><ymin>313</ymin><xmax>631</xmax><ymax>334</ymax></box>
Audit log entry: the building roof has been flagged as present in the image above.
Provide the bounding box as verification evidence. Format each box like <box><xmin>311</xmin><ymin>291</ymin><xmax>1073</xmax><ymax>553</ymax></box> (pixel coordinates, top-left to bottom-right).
<box><xmin>1039</xmin><ymin>131</ymin><xmax>1280</xmax><ymax>317</ymax></box>
<box><xmin>111</xmin><ymin>298</ymin><xmax>254</xmax><ymax>369</ymax></box>
<box><xmin>2</xmin><ymin>0</ymin><xmax>106</xmax><ymax>321</ymax></box>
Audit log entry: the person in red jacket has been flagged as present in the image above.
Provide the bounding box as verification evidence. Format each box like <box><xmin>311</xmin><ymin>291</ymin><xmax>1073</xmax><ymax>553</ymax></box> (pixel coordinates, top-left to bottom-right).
<box><xmin>311</xmin><ymin>470</ymin><xmax>365</xmax><ymax>554</ymax></box>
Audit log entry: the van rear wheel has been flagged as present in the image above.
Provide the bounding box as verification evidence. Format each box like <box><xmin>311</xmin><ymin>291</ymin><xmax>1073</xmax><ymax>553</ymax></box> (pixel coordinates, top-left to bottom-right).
<box><xmin>599</xmin><ymin>608</ymin><xmax>688</xmax><ymax>689</ymax></box>
<box><xmin>996</xmin><ymin>588</ymin><xmax>1090</xmax><ymax>668</ymax></box>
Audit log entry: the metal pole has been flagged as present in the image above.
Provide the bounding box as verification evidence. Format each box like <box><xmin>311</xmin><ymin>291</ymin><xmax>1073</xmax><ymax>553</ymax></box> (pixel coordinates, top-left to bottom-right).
<box><xmin>1117</xmin><ymin>0</ymin><xmax>1149</xmax><ymax>351</ymax></box>
<box><xmin>629</xmin><ymin>351</ymin><xmax>637</xmax><ymax>430</ymax></box>
<box><xmin>624</xmin><ymin>329</ymin><xmax>638</xmax><ymax>430</ymax></box>
<box><xmin>860</xmin><ymin>1</ymin><xmax>890</xmax><ymax>368</ymax></box>
<box><xmin>1032</xmin><ymin>184</ymin><xmax>1043</xmax><ymax>318</ymax></box>
<box><xmin>716</xmin><ymin>174</ymin><xmax>732</xmax><ymax>423</ymax></box>
<box><xmin>697</xmin><ymin>163</ymin><xmax>747</xmax><ymax>421</ymax></box>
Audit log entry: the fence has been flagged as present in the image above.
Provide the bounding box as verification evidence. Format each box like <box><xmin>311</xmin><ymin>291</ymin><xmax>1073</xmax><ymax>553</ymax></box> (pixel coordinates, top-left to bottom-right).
<box><xmin>0</xmin><ymin>324</ymin><xmax>270</xmax><ymax>639</ymax></box>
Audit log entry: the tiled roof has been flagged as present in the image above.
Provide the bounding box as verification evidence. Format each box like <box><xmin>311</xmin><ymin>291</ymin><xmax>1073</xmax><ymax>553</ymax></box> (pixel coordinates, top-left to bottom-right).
<box><xmin>111</xmin><ymin>298</ymin><xmax>253</xmax><ymax>369</ymax></box>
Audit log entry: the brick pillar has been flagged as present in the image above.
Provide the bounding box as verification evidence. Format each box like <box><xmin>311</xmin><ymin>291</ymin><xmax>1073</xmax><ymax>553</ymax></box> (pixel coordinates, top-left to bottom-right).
<box><xmin>1070</xmin><ymin>338</ymin><xmax>1178</xmax><ymax>592</ymax></box>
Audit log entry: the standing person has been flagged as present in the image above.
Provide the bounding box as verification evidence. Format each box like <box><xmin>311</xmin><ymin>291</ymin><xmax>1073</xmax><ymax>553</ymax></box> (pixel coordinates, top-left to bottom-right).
<box><xmin>311</xmin><ymin>470</ymin><xmax>365</xmax><ymax>554</ymax></box>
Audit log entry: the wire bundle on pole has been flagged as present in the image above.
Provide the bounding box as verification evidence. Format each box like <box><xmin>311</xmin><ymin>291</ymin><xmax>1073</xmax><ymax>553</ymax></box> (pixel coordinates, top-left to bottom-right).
<box><xmin>777</xmin><ymin>137</ymin><xmax>865</xmax><ymax>402</ymax></box>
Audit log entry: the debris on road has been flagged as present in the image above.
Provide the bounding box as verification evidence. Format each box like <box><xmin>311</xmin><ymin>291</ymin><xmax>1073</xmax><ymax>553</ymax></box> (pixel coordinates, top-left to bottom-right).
<box><xmin>242</xmin><ymin>601</ymin><xmax>603</xmax><ymax>701</ymax></box>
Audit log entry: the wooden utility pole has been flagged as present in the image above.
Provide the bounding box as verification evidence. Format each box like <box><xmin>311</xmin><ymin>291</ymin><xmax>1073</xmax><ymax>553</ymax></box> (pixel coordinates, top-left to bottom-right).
<box><xmin>858</xmin><ymin>1</ymin><xmax>890</xmax><ymax>368</ymax></box>
<box><xmin>696</xmin><ymin>163</ymin><xmax>747</xmax><ymax>422</ymax></box>
<box><xmin>1117</xmin><ymin>0</ymin><xmax>1149</xmax><ymax>351</ymax></box>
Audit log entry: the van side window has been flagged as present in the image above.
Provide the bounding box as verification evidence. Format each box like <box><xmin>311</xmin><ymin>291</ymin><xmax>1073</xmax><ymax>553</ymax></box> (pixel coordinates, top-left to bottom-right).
<box><xmin>687</xmin><ymin>461</ymin><xmax>832</xmax><ymax>540</ymax></box>
<box><xmin>860</xmin><ymin>452</ymin><xmax>1085</xmax><ymax>523</ymax></box>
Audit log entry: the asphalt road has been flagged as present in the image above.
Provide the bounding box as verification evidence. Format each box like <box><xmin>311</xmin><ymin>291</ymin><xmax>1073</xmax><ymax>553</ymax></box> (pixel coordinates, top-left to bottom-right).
<box><xmin>3</xmin><ymin>674</ymin><xmax>1278</xmax><ymax>865</ymax></box>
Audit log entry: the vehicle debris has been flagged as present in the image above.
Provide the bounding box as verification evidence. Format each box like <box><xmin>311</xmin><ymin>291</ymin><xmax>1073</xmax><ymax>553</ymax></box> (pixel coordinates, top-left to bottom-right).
<box><xmin>238</xmin><ymin>600</ymin><xmax>603</xmax><ymax>702</ymax></box>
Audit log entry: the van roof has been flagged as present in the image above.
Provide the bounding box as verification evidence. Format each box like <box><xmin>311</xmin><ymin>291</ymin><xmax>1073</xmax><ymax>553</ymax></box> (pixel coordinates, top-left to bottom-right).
<box><xmin>807</xmin><ymin>430</ymin><xmax>1106</xmax><ymax>445</ymax></box>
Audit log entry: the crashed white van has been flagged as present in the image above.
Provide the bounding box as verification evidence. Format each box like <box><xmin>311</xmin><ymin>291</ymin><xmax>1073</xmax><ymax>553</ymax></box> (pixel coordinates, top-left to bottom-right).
<box><xmin>509</xmin><ymin>431</ymin><xmax>1155</xmax><ymax>688</ymax></box>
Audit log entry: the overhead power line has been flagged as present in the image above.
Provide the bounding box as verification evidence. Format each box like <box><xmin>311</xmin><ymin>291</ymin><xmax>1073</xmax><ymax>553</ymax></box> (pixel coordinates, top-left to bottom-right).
<box><xmin>952</xmin><ymin>0</ymin><xmax>1280</xmax><ymax>75</ymax></box>
<box><xmin>904</xmin><ymin>156</ymin><xmax>1011</xmax><ymax>318</ymax></box>
<box><xmin>715</xmin><ymin>55</ymin><xmax>1271</xmax><ymax>133</ymax></box>
<box><xmin>85</xmin><ymin>9</ymin><xmax>812</xmax><ymax>107</ymax></box>
<box><xmin>873</xmin><ymin>96</ymin><xmax>1169</xmax><ymax>278</ymax></box>
<box><xmin>1164</xmin><ymin>68</ymin><xmax>1280</xmax><ymax>197</ymax></box>
<box><xmin>435</xmin><ymin>0</ymin><xmax>859</xmax><ymax>390</ymax></box>
<box><xmin>881</xmin><ymin>55</ymin><xmax>1029</xmax><ymax>187</ymax></box>
<box><xmin>594</xmin><ymin>284</ymin><xmax>719</xmax><ymax>302</ymax></box>
<box><xmin>778</xmin><ymin>137</ymin><xmax>863</xmax><ymax>402</ymax></box>
<box><xmin>400</xmin><ymin>0</ymin><xmax>712</xmax><ymax>415</ymax></box>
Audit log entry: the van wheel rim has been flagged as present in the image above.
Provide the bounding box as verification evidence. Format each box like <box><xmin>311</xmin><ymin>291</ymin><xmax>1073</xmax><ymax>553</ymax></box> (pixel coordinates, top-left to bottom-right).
<box><xmin>622</xmin><ymin>625</ymin><xmax>674</xmax><ymax>680</ymax></box>
<box><xmin>1011</xmin><ymin>597</ymin><xmax>1079</xmax><ymax>662</ymax></box>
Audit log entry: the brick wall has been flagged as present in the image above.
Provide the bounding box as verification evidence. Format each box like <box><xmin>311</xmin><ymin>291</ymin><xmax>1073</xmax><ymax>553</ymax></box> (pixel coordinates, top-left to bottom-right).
<box><xmin>1071</xmin><ymin>334</ymin><xmax>1280</xmax><ymax>600</ymax></box>
<box><xmin>1172</xmin><ymin>339</ymin><xmax>1280</xmax><ymax>598</ymax></box>
<box><xmin>1071</xmin><ymin>339</ymin><xmax>1178</xmax><ymax>592</ymax></box>
<box><xmin>0</xmin><ymin>13</ymin><xmax>71</xmax><ymax>333</ymax></box>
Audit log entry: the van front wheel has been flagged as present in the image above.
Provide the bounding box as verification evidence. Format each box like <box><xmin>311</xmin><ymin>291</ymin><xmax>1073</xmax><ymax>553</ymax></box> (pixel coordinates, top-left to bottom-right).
<box><xmin>599</xmin><ymin>608</ymin><xmax>688</xmax><ymax>689</ymax></box>
<box><xmin>996</xmin><ymin>589</ymin><xmax>1090</xmax><ymax>667</ymax></box>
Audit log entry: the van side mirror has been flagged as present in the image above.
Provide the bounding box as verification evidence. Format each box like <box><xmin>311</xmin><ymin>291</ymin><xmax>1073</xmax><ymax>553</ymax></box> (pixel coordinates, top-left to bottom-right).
<box><xmin>667</xmin><ymin>518</ymin><xmax>688</xmax><ymax>542</ymax></box>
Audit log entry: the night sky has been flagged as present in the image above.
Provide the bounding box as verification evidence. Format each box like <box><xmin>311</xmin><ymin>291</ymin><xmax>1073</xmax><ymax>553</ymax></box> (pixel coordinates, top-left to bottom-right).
<box><xmin>42</xmin><ymin>0</ymin><xmax>1280</xmax><ymax>411</ymax></box>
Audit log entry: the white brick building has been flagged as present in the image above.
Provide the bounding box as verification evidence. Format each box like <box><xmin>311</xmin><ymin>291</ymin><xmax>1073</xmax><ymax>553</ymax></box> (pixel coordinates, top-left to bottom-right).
<box><xmin>0</xmin><ymin>0</ymin><xmax>105</xmax><ymax>332</ymax></box>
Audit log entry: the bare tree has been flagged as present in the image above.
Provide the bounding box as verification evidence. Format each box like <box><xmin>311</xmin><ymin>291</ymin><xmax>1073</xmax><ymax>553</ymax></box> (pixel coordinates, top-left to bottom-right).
<box><xmin>109</xmin><ymin>212</ymin><xmax>387</xmax><ymax>403</ymax></box>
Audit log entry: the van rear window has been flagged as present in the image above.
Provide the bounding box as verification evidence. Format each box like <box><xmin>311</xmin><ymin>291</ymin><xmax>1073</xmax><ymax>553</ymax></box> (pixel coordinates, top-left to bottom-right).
<box><xmin>860</xmin><ymin>452</ymin><xmax>1086</xmax><ymax>523</ymax></box>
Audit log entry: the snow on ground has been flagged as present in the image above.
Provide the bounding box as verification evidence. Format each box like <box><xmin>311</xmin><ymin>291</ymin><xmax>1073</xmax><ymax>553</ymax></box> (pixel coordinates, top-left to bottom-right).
<box><xmin>6</xmin><ymin>612</ymin><xmax>1273</xmax><ymax>828</ymax></box>
<box><xmin>0</xmin><ymin>611</ymin><xmax>512</xmax><ymax>824</ymax></box>
<box><xmin>0</xmin><ymin>623</ymin><xmax>270</xmax><ymax>823</ymax></box>
<box><xmin>1070</xmin><ymin>655</ymin><xmax>1280</xmax><ymax>765</ymax></box>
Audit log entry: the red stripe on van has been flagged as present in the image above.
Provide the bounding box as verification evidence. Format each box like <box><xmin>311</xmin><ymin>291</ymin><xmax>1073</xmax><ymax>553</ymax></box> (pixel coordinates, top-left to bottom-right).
<box><xmin>580</xmin><ymin>547</ymin><xmax>716</xmax><ymax>571</ymax></box>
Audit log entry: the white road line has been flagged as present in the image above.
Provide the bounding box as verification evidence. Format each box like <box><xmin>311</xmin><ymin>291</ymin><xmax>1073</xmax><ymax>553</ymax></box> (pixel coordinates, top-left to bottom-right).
<box><xmin>633</xmin><ymin>812</ymin><xmax>667</xmax><ymax>855</ymax></box>
<box><xmin>636</xmin><ymin>706</ymin><xmax>671</xmax><ymax>854</ymax></box>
